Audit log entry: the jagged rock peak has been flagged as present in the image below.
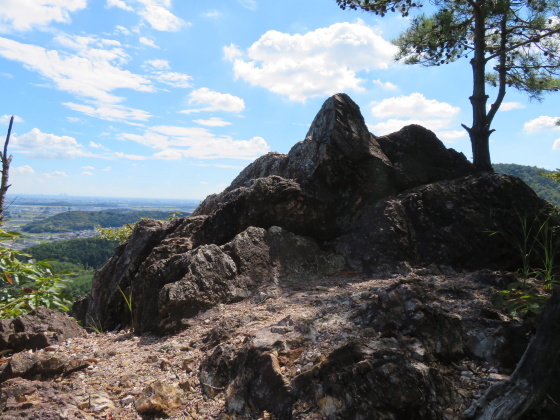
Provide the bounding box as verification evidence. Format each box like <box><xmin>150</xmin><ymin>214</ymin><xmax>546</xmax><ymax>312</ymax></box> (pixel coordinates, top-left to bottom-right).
<box><xmin>305</xmin><ymin>92</ymin><xmax>374</xmax><ymax>157</ymax></box>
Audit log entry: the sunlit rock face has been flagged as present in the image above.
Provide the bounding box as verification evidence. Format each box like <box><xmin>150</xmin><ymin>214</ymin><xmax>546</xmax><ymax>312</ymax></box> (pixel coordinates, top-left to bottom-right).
<box><xmin>74</xmin><ymin>93</ymin><xmax>553</xmax><ymax>336</ymax></box>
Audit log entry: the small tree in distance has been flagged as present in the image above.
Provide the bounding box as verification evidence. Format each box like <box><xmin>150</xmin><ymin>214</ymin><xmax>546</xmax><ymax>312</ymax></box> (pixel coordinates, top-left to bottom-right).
<box><xmin>336</xmin><ymin>0</ymin><xmax>560</xmax><ymax>171</ymax></box>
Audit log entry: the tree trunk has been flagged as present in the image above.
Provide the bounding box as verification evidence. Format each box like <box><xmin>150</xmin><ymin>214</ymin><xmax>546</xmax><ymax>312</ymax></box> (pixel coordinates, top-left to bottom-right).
<box><xmin>464</xmin><ymin>285</ymin><xmax>560</xmax><ymax>419</ymax></box>
<box><xmin>465</xmin><ymin>3</ymin><xmax>493</xmax><ymax>172</ymax></box>
<box><xmin>0</xmin><ymin>116</ymin><xmax>13</xmax><ymax>222</ymax></box>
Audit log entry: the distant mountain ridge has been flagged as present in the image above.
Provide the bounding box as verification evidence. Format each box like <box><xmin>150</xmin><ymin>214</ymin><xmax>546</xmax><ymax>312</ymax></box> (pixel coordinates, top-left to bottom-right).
<box><xmin>494</xmin><ymin>164</ymin><xmax>560</xmax><ymax>206</ymax></box>
<box><xmin>21</xmin><ymin>210</ymin><xmax>187</xmax><ymax>233</ymax></box>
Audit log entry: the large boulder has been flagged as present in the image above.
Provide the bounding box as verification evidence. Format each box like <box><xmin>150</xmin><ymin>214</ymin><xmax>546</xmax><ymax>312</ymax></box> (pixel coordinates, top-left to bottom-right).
<box><xmin>0</xmin><ymin>307</ymin><xmax>85</xmax><ymax>353</ymax></box>
<box><xmin>73</xmin><ymin>93</ymin><xmax>556</xmax><ymax>334</ymax></box>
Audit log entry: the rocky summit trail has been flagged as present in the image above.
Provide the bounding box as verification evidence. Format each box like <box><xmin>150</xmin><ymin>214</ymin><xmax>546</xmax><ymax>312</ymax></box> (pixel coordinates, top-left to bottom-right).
<box><xmin>0</xmin><ymin>268</ymin><xmax>547</xmax><ymax>419</ymax></box>
<box><xmin>1</xmin><ymin>93</ymin><xmax>559</xmax><ymax>419</ymax></box>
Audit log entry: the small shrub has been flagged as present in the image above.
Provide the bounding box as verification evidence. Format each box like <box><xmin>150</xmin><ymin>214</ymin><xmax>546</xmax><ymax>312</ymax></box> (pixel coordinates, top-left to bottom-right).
<box><xmin>0</xmin><ymin>229</ymin><xmax>73</xmax><ymax>319</ymax></box>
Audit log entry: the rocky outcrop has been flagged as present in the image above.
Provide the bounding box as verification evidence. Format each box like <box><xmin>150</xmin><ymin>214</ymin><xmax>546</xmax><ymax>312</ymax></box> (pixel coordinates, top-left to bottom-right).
<box><xmin>0</xmin><ymin>307</ymin><xmax>85</xmax><ymax>353</ymax></box>
<box><xmin>73</xmin><ymin>92</ymin><xmax>555</xmax><ymax>340</ymax></box>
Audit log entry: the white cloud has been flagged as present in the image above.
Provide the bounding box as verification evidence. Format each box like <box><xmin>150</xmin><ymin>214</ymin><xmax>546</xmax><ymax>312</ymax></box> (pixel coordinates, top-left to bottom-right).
<box><xmin>82</xmin><ymin>165</ymin><xmax>95</xmax><ymax>170</ymax></box>
<box><xmin>371</xmin><ymin>93</ymin><xmax>460</xmax><ymax>119</ymax></box>
<box><xmin>153</xmin><ymin>71</ymin><xmax>192</xmax><ymax>88</ymax></box>
<box><xmin>89</xmin><ymin>141</ymin><xmax>110</xmax><ymax>151</ymax></box>
<box><xmin>12</xmin><ymin>128</ymin><xmax>89</xmax><ymax>159</ymax></box>
<box><xmin>0</xmin><ymin>115</ymin><xmax>24</xmax><ymax>124</ymax></box>
<box><xmin>523</xmin><ymin>116</ymin><xmax>560</xmax><ymax>133</ymax></box>
<box><xmin>368</xmin><ymin>118</ymin><xmax>466</xmax><ymax>142</ymax></box>
<box><xmin>237</xmin><ymin>0</ymin><xmax>258</xmax><ymax>11</ymax></box>
<box><xmin>0</xmin><ymin>37</ymin><xmax>154</xmax><ymax>105</ymax></box>
<box><xmin>194</xmin><ymin>118</ymin><xmax>232</xmax><ymax>127</ymax></box>
<box><xmin>43</xmin><ymin>171</ymin><xmax>68</xmax><ymax>178</ymax></box>
<box><xmin>0</xmin><ymin>0</ymin><xmax>87</xmax><ymax>32</ymax></box>
<box><xmin>203</xmin><ymin>10</ymin><xmax>222</xmax><ymax>18</ymax></box>
<box><xmin>115</xmin><ymin>152</ymin><xmax>148</xmax><ymax>160</ymax></box>
<box><xmin>373</xmin><ymin>79</ymin><xmax>398</xmax><ymax>90</ymax></box>
<box><xmin>553</xmin><ymin>139</ymin><xmax>560</xmax><ymax>150</ymax></box>
<box><xmin>367</xmin><ymin>93</ymin><xmax>463</xmax><ymax>142</ymax></box>
<box><xmin>144</xmin><ymin>59</ymin><xmax>170</xmax><ymax>70</ymax></box>
<box><xmin>225</xmin><ymin>20</ymin><xmax>398</xmax><ymax>102</ymax></box>
<box><xmin>12</xmin><ymin>165</ymin><xmax>35</xmax><ymax>175</ymax></box>
<box><xmin>106</xmin><ymin>0</ymin><xmax>134</xmax><ymax>12</ymax></box>
<box><xmin>223</xmin><ymin>44</ymin><xmax>242</xmax><ymax>61</ymax></box>
<box><xmin>64</xmin><ymin>102</ymin><xmax>152</xmax><ymax>122</ymax></box>
<box><xmin>82</xmin><ymin>171</ymin><xmax>94</xmax><ymax>176</ymax></box>
<box><xmin>136</xmin><ymin>0</ymin><xmax>186</xmax><ymax>32</ymax></box>
<box><xmin>499</xmin><ymin>101</ymin><xmax>525</xmax><ymax>111</ymax></box>
<box><xmin>139</xmin><ymin>37</ymin><xmax>159</xmax><ymax>48</ymax></box>
<box><xmin>182</xmin><ymin>88</ymin><xmax>245</xmax><ymax>113</ymax></box>
<box><xmin>102</xmin><ymin>166</ymin><xmax>112</xmax><ymax>171</ymax></box>
<box><xmin>115</xmin><ymin>25</ymin><xmax>132</xmax><ymax>36</ymax></box>
<box><xmin>120</xmin><ymin>125</ymin><xmax>270</xmax><ymax>160</ymax></box>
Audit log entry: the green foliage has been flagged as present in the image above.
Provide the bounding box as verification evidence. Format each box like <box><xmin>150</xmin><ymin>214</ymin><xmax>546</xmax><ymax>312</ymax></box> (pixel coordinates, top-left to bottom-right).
<box><xmin>22</xmin><ymin>238</ymin><xmax>119</xmax><ymax>270</ymax></box>
<box><xmin>491</xmin><ymin>214</ymin><xmax>559</xmax><ymax>317</ymax></box>
<box><xmin>337</xmin><ymin>0</ymin><xmax>560</xmax><ymax>170</ymax></box>
<box><xmin>21</xmin><ymin>210</ymin><xmax>186</xmax><ymax>233</ymax></box>
<box><xmin>492</xmin><ymin>280</ymin><xmax>549</xmax><ymax>318</ymax></box>
<box><xmin>543</xmin><ymin>169</ymin><xmax>560</xmax><ymax>183</ymax></box>
<box><xmin>0</xmin><ymin>229</ymin><xmax>73</xmax><ymax>319</ymax></box>
<box><xmin>96</xmin><ymin>224</ymin><xmax>136</xmax><ymax>244</ymax></box>
<box><xmin>494</xmin><ymin>163</ymin><xmax>560</xmax><ymax>206</ymax></box>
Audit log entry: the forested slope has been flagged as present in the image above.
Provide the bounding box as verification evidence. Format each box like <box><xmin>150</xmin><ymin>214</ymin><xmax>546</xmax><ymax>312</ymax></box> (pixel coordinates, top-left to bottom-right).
<box><xmin>494</xmin><ymin>164</ymin><xmax>560</xmax><ymax>206</ymax></box>
<box><xmin>22</xmin><ymin>210</ymin><xmax>186</xmax><ymax>233</ymax></box>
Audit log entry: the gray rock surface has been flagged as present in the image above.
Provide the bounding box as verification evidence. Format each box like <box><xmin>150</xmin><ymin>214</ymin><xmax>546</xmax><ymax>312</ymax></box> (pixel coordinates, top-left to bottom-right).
<box><xmin>73</xmin><ymin>92</ymin><xmax>556</xmax><ymax>342</ymax></box>
<box><xmin>0</xmin><ymin>307</ymin><xmax>85</xmax><ymax>353</ymax></box>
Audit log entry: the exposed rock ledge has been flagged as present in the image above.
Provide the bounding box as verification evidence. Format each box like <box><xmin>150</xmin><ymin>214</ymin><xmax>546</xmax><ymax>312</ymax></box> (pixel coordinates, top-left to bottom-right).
<box><xmin>1</xmin><ymin>93</ymin><xmax>558</xmax><ymax>419</ymax></box>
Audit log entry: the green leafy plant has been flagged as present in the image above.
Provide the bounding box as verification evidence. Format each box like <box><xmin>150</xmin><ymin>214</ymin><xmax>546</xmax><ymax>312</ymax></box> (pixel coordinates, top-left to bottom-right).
<box><xmin>117</xmin><ymin>284</ymin><xmax>134</xmax><ymax>331</ymax></box>
<box><xmin>492</xmin><ymin>280</ymin><xmax>549</xmax><ymax>318</ymax></box>
<box><xmin>0</xmin><ymin>229</ymin><xmax>73</xmax><ymax>319</ymax></box>
<box><xmin>491</xmin><ymin>213</ymin><xmax>559</xmax><ymax>317</ymax></box>
<box><xmin>96</xmin><ymin>223</ymin><xmax>136</xmax><ymax>244</ymax></box>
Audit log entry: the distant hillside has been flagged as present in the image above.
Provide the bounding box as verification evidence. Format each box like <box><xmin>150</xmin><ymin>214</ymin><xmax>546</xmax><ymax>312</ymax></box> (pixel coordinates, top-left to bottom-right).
<box><xmin>21</xmin><ymin>210</ymin><xmax>187</xmax><ymax>233</ymax></box>
<box><xmin>22</xmin><ymin>237</ymin><xmax>119</xmax><ymax>270</ymax></box>
<box><xmin>494</xmin><ymin>163</ymin><xmax>560</xmax><ymax>206</ymax></box>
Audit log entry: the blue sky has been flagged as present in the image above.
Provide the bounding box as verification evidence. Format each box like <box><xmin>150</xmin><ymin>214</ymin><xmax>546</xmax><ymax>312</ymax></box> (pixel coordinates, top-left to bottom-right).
<box><xmin>0</xmin><ymin>0</ymin><xmax>559</xmax><ymax>199</ymax></box>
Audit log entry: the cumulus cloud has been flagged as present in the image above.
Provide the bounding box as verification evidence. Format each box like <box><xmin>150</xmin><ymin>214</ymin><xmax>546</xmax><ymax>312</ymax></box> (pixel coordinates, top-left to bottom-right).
<box><xmin>82</xmin><ymin>165</ymin><xmax>95</xmax><ymax>170</ymax></box>
<box><xmin>143</xmin><ymin>59</ymin><xmax>170</xmax><ymax>70</ymax></box>
<box><xmin>0</xmin><ymin>115</ymin><xmax>24</xmax><ymax>124</ymax></box>
<box><xmin>368</xmin><ymin>93</ymin><xmax>464</xmax><ymax>142</ymax></box>
<box><xmin>89</xmin><ymin>141</ymin><xmax>110</xmax><ymax>151</ymax></box>
<box><xmin>119</xmin><ymin>125</ymin><xmax>270</xmax><ymax>160</ymax></box>
<box><xmin>194</xmin><ymin>118</ymin><xmax>232</xmax><ymax>127</ymax></box>
<box><xmin>136</xmin><ymin>0</ymin><xmax>186</xmax><ymax>32</ymax></box>
<box><xmin>0</xmin><ymin>36</ymin><xmax>153</xmax><ymax>106</ymax></box>
<box><xmin>371</xmin><ymin>93</ymin><xmax>460</xmax><ymax>120</ymax></box>
<box><xmin>152</xmin><ymin>71</ymin><xmax>192</xmax><ymax>88</ymax></box>
<box><xmin>554</xmin><ymin>139</ymin><xmax>560</xmax><ymax>150</ymax></box>
<box><xmin>0</xmin><ymin>0</ymin><xmax>87</xmax><ymax>32</ymax></box>
<box><xmin>139</xmin><ymin>37</ymin><xmax>159</xmax><ymax>48</ymax></box>
<box><xmin>523</xmin><ymin>116</ymin><xmax>560</xmax><ymax>133</ymax></box>
<box><xmin>12</xmin><ymin>165</ymin><xmax>35</xmax><ymax>175</ymax></box>
<box><xmin>115</xmin><ymin>152</ymin><xmax>148</xmax><ymax>160</ymax></box>
<box><xmin>224</xmin><ymin>20</ymin><xmax>397</xmax><ymax>102</ymax></box>
<box><xmin>82</xmin><ymin>171</ymin><xmax>94</xmax><ymax>176</ymax></box>
<box><xmin>143</xmin><ymin>58</ymin><xmax>192</xmax><ymax>88</ymax></box>
<box><xmin>237</xmin><ymin>0</ymin><xmax>258</xmax><ymax>11</ymax></box>
<box><xmin>499</xmin><ymin>101</ymin><xmax>525</xmax><ymax>111</ymax></box>
<box><xmin>373</xmin><ymin>79</ymin><xmax>398</xmax><ymax>90</ymax></box>
<box><xmin>203</xmin><ymin>9</ymin><xmax>222</xmax><ymax>18</ymax></box>
<box><xmin>12</xmin><ymin>128</ymin><xmax>90</xmax><ymax>159</ymax></box>
<box><xmin>43</xmin><ymin>171</ymin><xmax>68</xmax><ymax>178</ymax></box>
<box><xmin>106</xmin><ymin>0</ymin><xmax>134</xmax><ymax>12</ymax></box>
<box><xmin>64</xmin><ymin>102</ymin><xmax>152</xmax><ymax>122</ymax></box>
<box><xmin>181</xmin><ymin>88</ymin><xmax>245</xmax><ymax>113</ymax></box>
